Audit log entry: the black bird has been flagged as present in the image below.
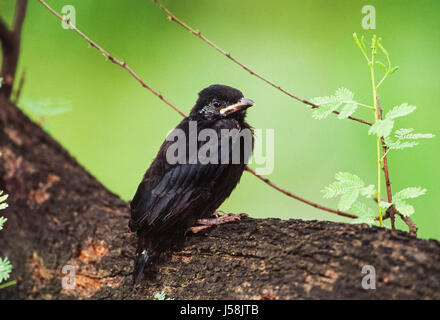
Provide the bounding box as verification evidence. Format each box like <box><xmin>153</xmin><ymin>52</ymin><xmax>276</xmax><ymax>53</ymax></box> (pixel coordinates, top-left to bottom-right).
<box><xmin>129</xmin><ymin>84</ymin><xmax>254</xmax><ymax>284</ymax></box>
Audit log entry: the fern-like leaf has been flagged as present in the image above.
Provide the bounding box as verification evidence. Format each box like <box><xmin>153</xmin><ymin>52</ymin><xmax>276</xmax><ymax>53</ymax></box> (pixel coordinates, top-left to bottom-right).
<box><xmin>368</xmin><ymin>119</ymin><xmax>394</xmax><ymax>138</ymax></box>
<box><xmin>0</xmin><ymin>257</ymin><xmax>12</xmax><ymax>283</ymax></box>
<box><xmin>385</xmin><ymin>103</ymin><xmax>416</xmax><ymax>120</ymax></box>
<box><xmin>0</xmin><ymin>216</ymin><xmax>6</xmax><ymax>231</ymax></box>
<box><xmin>338</xmin><ymin>102</ymin><xmax>358</xmax><ymax>119</ymax></box>
<box><xmin>394</xmin><ymin>187</ymin><xmax>426</xmax><ymax>200</ymax></box>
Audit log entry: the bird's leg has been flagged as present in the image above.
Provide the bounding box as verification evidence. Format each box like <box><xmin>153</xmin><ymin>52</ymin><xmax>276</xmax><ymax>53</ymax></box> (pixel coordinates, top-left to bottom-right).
<box><xmin>189</xmin><ymin>212</ymin><xmax>247</xmax><ymax>234</ymax></box>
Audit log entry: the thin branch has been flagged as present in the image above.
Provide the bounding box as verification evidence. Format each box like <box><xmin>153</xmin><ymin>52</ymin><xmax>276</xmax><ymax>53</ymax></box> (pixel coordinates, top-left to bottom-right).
<box><xmin>153</xmin><ymin>0</ymin><xmax>373</xmax><ymax>127</ymax></box>
<box><xmin>377</xmin><ymin>96</ymin><xmax>417</xmax><ymax>236</ymax></box>
<box><xmin>0</xmin><ymin>0</ymin><xmax>28</xmax><ymax>100</ymax></box>
<box><xmin>38</xmin><ymin>0</ymin><xmax>358</xmax><ymax>221</ymax></box>
<box><xmin>12</xmin><ymin>68</ymin><xmax>25</xmax><ymax>104</ymax></box>
<box><xmin>0</xmin><ymin>17</ymin><xmax>14</xmax><ymax>46</ymax></box>
<box><xmin>377</xmin><ymin>97</ymin><xmax>395</xmax><ymax>229</ymax></box>
<box><xmin>12</xmin><ymin>0</ymin><xmax>28</xmax><ymax>36</ymax></box>
<box><xmin>246</xmin><ymin>167</ymin><xmax>357</xmax><ymax>219</ymax></box>
<box><xmin>38</xmin><ymin>0</ymin><xmax>186</xmax><ymax>117</ymax></box>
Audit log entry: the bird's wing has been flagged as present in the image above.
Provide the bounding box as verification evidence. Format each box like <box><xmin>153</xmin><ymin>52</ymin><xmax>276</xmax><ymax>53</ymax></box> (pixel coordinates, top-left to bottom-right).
<box><xmin>129</xmin><ymin>120</ymin><xmax>236</xmax><ymax>232</ymax></box>
<box><xmin>130</xmin><ymin>160</ymin><xmax>224</xmax><ymax>232</ymax></box>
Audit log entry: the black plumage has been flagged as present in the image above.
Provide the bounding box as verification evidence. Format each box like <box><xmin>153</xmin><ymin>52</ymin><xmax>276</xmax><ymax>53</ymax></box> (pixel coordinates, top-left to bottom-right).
<box><xmin>129</xmin><ymin>84</ymin><xmax>254</xmax><ymax>284</ymax></box>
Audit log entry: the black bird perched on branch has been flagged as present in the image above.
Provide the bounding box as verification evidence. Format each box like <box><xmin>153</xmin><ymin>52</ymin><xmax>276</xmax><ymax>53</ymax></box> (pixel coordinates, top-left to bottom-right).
<box><xmin>129</xmin><ymin>84</ymin><xmax>255</xmax><ymax>284</ymax></box>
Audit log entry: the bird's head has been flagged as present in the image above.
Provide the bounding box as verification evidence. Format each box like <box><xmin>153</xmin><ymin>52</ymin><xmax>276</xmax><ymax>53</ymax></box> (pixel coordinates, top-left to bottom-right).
<box><xmin>190</xmin><ymin>84</ymin><xmax>254</xmax><ymax>121</ymax></box>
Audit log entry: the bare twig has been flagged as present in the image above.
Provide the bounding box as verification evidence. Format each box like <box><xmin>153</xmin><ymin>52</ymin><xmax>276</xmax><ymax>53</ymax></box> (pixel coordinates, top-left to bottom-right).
<box><xmin>38</xmin><ymin>0</ymin><xmax>358</xmax><ymax>220</ymax></box>
<box><xmin>377</xmin><ymin>97</ymin><xmax>395</xmax><ymax>229</ymax></box>
<box><xmin>12</xmin><ymin>68</ymin><xmax>25</xmax><ymax>104</ymax></box>
<box><xmin>0</xmin><ymin>0</ymin><xmax>28</xmax><ymax>100</ymax></box>
<box><xmin>38</xmin><ymin>0</ymin><xmax>186</xmax><ymax>117</ymax></box>
<box><xmin>246</xmin><ymin>167</ymin><xmax>357</xmax><ymax>219</ymax></box>
<box><xmin>153</xmin><ymin>0</ymin><xmax>372</xmax><ymax>127</ymax></box>
<box><xmin>377</xmin><ymin>96</ymin><xmax>417</xmax><ymax>236</ymax></box>
<box><xmin>0</xmin><ymin>18</ymin><xmax>14</xmax><ymax>46</ymax></box>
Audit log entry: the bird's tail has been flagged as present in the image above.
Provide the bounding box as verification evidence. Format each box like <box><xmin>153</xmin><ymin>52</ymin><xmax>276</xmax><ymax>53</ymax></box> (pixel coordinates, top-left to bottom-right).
<box><xmin>133</xmin><ymin>249</ymin><xmax>149</xmax><ymax>285</ymax></box>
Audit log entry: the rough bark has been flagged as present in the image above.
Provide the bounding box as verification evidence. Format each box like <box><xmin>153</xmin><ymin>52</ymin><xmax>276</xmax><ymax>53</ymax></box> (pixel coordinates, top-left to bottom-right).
<box><xmin>0</xmin><ymin>98</ymin><xmax>439</xmax><ymax>300</ymax></box>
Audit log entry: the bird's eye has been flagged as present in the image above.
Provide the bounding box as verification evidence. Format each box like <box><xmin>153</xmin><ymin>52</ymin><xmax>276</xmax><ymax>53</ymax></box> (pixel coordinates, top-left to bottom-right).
<box><xmin>212</xmin><ymin>101</ymin><xmax>222</xmax><ymax>108</ymax></box>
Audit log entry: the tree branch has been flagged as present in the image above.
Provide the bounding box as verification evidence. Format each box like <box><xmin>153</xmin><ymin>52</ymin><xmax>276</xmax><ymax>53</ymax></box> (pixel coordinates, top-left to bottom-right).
<box><xmin>38</xmin><ymin>0</ymin><xmax>358</xmax><ymax>221</ymax></box>
<box><xmin>153</xmin><ymin>0</ymin><xmax>372</xmax><ymax>126</ymax></box>
<box><xmin>0</xmin><ymin>0</ymin><xmax>28</xmax><ymax>101</ymax></box>
<box><xmin>0</xmin><ymin>17</ymin><xmax>14</xmax><ymax>47</ymax></box>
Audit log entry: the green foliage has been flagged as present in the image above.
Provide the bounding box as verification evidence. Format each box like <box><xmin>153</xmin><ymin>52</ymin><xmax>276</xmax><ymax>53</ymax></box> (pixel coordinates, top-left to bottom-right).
<box><xmin>19</xmin><ymin>98</ymin><xmax>72</xmax><ymax>133</ymax></box>
<box><xmin>314</xmin><ymin>34</ymin><xmax>434</xmax><ymax>228</ymax></box>
<box><xmin>0</xmin><ymin>155</ymin><xmax>13</xmax><ymax>289</ymax></box>
<box><xmin>154</xmin><ymin>291</ymin><xmax>173</xmax><ymax>300</ymax></box>
<box><xmin>385</xmin><ymin>128</ymin><xmax>435</xmax><ymax>150</ymax></box>
<box><xmin>20</xmin><ymin>98</ymin><xmax>72</xmax><ymax>117</ymax></box>
<box><xmin>311</xmin><ymin>87</ymin><xmax>359</xmax><ymax>120</ymax></box>
<box><xmin>350</xmin><ymin>202</ymin><xmax>376</xmax><ymax>226</ymax></box>
<box><xmin>322</xmin><ymin>172</ymin><xmax>376</xmax><ymax>223</ymax></box>
<box><xmin>368</xmin><ymin>119</ymin><xmax>394</xmax><ymax>138</ymax></box>
<box><xmin>0</xmin><ymin>258</ymin><xmax>12</xmax><ymax>283</ymax></box>
<box><xmin>368</xmin><ymin>103</ymin><xmax>421</xmax><ymax>138</ymax></box>
<box><xmin>0</xmin><ymin>216</ymin><xmax>6</xmax><ymax>231</ymax></box>
<box><xmin>0</xmin><ymin>191</ymin><xmax>8</xmax><ymax>211</ymax></box>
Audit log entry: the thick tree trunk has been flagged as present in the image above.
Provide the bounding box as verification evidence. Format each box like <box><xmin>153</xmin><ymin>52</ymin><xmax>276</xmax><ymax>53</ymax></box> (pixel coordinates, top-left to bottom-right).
<box><xmin>0</xmin><ymin>98</ymin><xmax>439</xmax><ymax>300</ymax></box>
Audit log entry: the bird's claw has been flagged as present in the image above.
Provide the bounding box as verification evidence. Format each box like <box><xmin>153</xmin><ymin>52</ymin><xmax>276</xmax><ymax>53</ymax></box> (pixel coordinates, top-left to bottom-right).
<box><xmin>189</xmin><ymin>212</ymin><xmax>246</xmax><ymax>234</ymax></box>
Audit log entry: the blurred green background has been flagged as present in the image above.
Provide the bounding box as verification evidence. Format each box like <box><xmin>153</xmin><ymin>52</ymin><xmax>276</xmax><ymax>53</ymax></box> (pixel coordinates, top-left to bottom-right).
<box><xmin>1</xmin><ymin>0</ymin><xmax>439</xmax><ymax>240</ymax></box>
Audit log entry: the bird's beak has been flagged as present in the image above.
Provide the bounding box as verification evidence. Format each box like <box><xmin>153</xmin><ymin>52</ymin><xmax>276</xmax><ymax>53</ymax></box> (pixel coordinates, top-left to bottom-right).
<box><xmin>220</xmin><ymin>98</ymin><xmax>254</xmax><ymax>116</ymax></box>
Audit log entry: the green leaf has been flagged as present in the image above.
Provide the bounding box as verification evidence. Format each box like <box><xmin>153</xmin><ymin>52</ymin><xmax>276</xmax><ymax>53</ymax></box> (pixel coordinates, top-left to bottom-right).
<box><xmin>0</xmin><ymin>257</ymin><xmax>12</xmax><ymax>283</ymax></box>
<box><xmin>154</xmin><ymin>291</ymin><xmax>166</xmax><ymax>300</ymax></box>
<box><xmin>400</xmin><ymin>133</ymin><xmax>435</xmax><ymax>140</ymax></box>
<box><xmin>338</xmin><ymin>189</ymin><xmax>360</xmax><ymax>211</ymax></box>
<box><xmin>389</xmin><ymin>66</ymin><xmax>399</xmax><ymax>75</ymax></box>
<box><xmin>21</xmin><ymin>99</ymin><xmax>73</xmax><ymax>117</ymax></box>
<box><xmin>385</xmin><ymin>103</ymin><xmax>416</xmax><ymax>120</ymax></box>
<box><xmin>311</xmin><ymin>88</ymin><xmax>360</xmax><ymax>120</ymax></box>
<box><xmin>351</xmin><ymin>202</ymin><xmax>376</xmax><ymax>226</ymax></box>
<box><xmin>312</xmin><ymin>102</ymin><xmax>341</xmax><ymax>119</ymax></box>
<box><xmin>335</xmin><ymin>172</ymin><xmax>364</xmax><ymax>185</ymax></box>
<box><xmin>310</xmin><ymin>95</ymin><xmax>338</xmax><ymax>106</ymax></box>
<box><xmin>353</xmin><ymin>33</ymin><xmax>367</xmax><ymax>56</ymax></box>
<box><xmin>360</xmin><ymin>184</ymin><xmax>376</xmax><ymax>198</ymax></box>
<box><xmin>395</xmin><ymin>128</ymin><xmax>414</xmax><ymax>137</ymax></box>
<box><xmin>0</xmin><ymin>216</ymin><xmax>6</xmax><ymax>231</ymax></box>
<box><xmin>0</xmin><ymin>191</ymin><xmax>8</xmax><ymax>211</ymax></box>
<box><xmin>322</xmin><ymin>172</ymin><xmax>368</xmax><ymax>199</ymax></box>
<box><xmin>0</xmin><ymin>193</ymin><xmax>8</xmax><ymax>204</ymax></box>
<box><xmin>394</xmin><ymin>187</ymin><xmax>426</xmax><ymax>200</ymax></box>
<box><xmin>368</xmin><ymin>118</ymin><xmax>394</xmax><ymax>138</ymax></box>
<box><xmin>338</xmin><ymin>102</ymin><xmax>358</xmax><ymax>119</ymax></box>
<box><xmin>380</xmin><ymin>201</ymin><xmax>392</xmax><ymax>210</ymax></box>
<box><xmin>387</xmin><ymin>128</ymin><xmax>435</xmax><ymax>150</ymax></box>
<box><xmin>322</xmin><ymin>181</ymin><xmax>356</xmax><ymax>198</ymax></box>
<box><xmin>375</xmin><ymin>61</ymin><xmax>387</xmax><ymax>73</ymax></box>
<box><xmin>387</xmin><ymin>141</ymin><xmax>419</xmax><ymax>150</ymax></box>
<box><xmin>378</xmin><ymin>43</ymin><xmax>389</xmax><ymax>58</ymax></box>
<box><xmin>395</xmin><ymin>201</ymin><xmax>415</xmax><ymax>217</ymax></box>
<box><xmin>335</xmin><ymin>87</ymin><xmax>354</xmax><ymax>102</ymax></box>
